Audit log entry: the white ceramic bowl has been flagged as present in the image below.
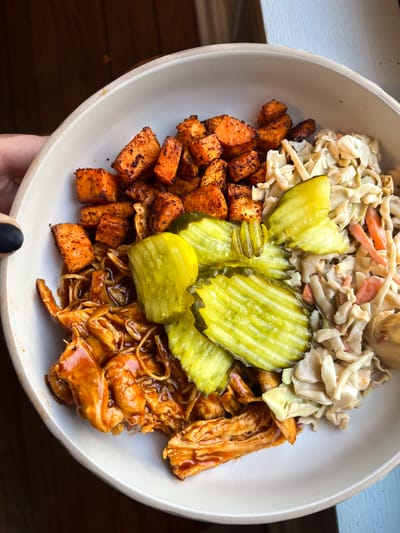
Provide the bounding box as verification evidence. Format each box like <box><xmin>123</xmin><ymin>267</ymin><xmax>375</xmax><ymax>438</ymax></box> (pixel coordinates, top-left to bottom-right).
<box><xmin>1</xmin><ymin>43</ymin><xmax>400</xmax><ymax>525</ymax></box>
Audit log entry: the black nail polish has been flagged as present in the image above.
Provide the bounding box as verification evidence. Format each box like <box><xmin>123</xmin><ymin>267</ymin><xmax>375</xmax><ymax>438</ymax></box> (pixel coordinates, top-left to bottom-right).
<box><xmin>0</xmin><ymin>223</ymin><xmax>24</xmax><ymax>253</ymax></box>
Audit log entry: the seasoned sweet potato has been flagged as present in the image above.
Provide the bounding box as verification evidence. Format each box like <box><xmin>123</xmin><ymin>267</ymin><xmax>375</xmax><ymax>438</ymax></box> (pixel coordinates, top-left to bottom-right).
<box><xmin>227</xmin><ymin>150</ymin><xmax>260</xmax><ymax>182</ymax></box>
<box><xmin>257</xmin><ymin>113</ymin><xmax>292</xmax><ymax>151</ymax></box>
<box><xmin>200</xmin><ymin>158</ymin><xmax>227</xmax><ymax>189</ymax></box>
<box><xmin>189</xmin><ymin>133</ymin><xmax>223</xmax><ymax>166</ymax></box>
<box><xmin>112</xmin><ymin>126</ymin><xmax>161</xmax><ymax>186</ymax></box>
<box><xmin>183</xmin><ymin>183</ymin><xmax>227</xmax><ymax>219</ymax></box>
<box><xmin>214</xmin><ymin>115</ymin><xmax>257</xmax><ymax>158</ymax></box>
<box><xmin>124</xmin><ymin>180</ymin><xmax>159</xmax><ymax>206</ymax></box>
<box><xmin>226</xmin><ymin>183</ymin><xmax>252</xmax><ymax>199</ymax></box>
<box><xmin>176</xmin><ymin>115</ymin><xmax>207</xmax><ymax>145</ymax></box>
<box><xmin>165</xmin><ymin>176</ymin><xmax>200</xmax><ymax>197</ymax></box>
<box><xmin>257</xmin><ymin>99</ymin><xmax>287</xmax><ymax>127</ymax></box>
<box><xmin>154</xmin><ymin>136</ymin><xmax>183</xmax><ymax>185</ymax></box>
<box><xmin>149</xmin><ymin>192</ymin><xmax>184</xmax><ymax>233</ymax></box>
<box><xmin>204</xmin><ymin>114</ymin><xmax>226</xmax><ymax>133</ymax></box>
<box><xmin>95</xmin><ymin>214</ymin><xmax>130</xmax><ymax>248</ymax></box>
<box><xmin>177</xmin><ymin>147</ymin><xmax>199</xmax><ymax>177</ymax></box>
<box><xmin>52</xmin><ymin>223</ymin><xmax>95</xmax><ymax>273</ymax></box>
<box><xmin>80</xmin><ymin>201</ymin><xmax>134</xmax><ymax>228</ymax></box>
<box><xmin>248</xmin><ymin>163</ymin><xmax>266</xmax><ymax>185</ymax></box>
<box><xmin>75</xmin><ymin>168</ymin><xmax>120</xmax><ymax>204</ymax></box>
<box><xmin>287</xmin><ymin>118</ymin><xmax>316</xmax><ymax>142</ymax></box>
<box><xmin>229</xmin><ymin>196</ymin><xmax>262</xmax><ymax>222</ymax></box>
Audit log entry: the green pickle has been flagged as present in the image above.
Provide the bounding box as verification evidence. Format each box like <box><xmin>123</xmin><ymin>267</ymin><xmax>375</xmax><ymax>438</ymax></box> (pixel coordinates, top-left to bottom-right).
<box><xmin>127</xmin><ymin>232</ymin><xmax>198</xmax><ymax>324</ymax></box>
<box><xmin>267</xmin><ymin>174</ymin><xmax>348</xmax><ymax>254</ymax></box>
<box><xmin>171</xmin><ymin>212</ymin><xmax>290</xmax><ymax>279</ymax></box>
<box><xmin>166</xmin><ymin>310</ymin><xmax>233</xmax><ymax>395</ymax></box>
<box><xmin>189</xmin><ymin>267</ymin><xmax>311</xmax><ymax>372</ymax></box>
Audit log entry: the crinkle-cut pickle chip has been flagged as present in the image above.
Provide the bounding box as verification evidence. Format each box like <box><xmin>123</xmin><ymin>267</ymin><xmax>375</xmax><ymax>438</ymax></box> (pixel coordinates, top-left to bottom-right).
<box><xmin>170</xmin><ymin>212</ymin><xmax>290</xmax><ymax>279</ymax></box>
<box><xmin>267</xmin><ymin>174</ymin><xmax>348</xmax><ymax>254</ymax></box>
<box><xmin>190</xmin><ymin>267</ymin><xmax>311</xmax><ymax>371</ymax></box>
<box><xmin>127</xmin><ymin>232</ymin><xmax>198</xmax><ymax>324</ymax></box>
<box><xmin>166</xmin><ymin>310</ymin><xmax>233</xmax><ymax>395</ymax></box>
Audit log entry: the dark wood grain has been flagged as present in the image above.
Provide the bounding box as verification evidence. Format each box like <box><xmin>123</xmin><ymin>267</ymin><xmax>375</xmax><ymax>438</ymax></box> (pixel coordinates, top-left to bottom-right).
<box><xmin>0</xmin><ymin>1</ymin><xmax>339</xmax><ymax>531</ymax></box>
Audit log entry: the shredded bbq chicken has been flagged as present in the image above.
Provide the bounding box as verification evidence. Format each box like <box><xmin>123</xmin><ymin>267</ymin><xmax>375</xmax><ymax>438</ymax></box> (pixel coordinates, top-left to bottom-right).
<box><xmin>163</xmin><ymin>402</ymin><xmax>285</xmax><ymax>479</ymax></box>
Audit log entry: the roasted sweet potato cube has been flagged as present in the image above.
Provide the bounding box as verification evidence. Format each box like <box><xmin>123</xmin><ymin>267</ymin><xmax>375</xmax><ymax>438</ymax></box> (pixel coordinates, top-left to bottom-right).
<box><xmin>257</xmin><ymin>113</ymin><xmax>292</xmax><ymax>151</ymax></box>
<box><xmin>176</xmin><ymin>115</ymin><xmax>207</xmax><ymax>145</ymax></box>
<box><xmin>154</xmin><ymin>136</ymin><xmax>183</xmax><ymax>185</ymax></box>
<box><xmin>166</xmin><ymin>176</ymin><xmax>200</xmax><ymax>197</ymax></box>
<box><xmin>215</xmin><ymin>115</ymin><xmax>254</xmax><ymax>146</ymax></box>
<box><xmin>177</xmin><ymin>147</ymin><xmax>199</xmax><ymax>177</ymax></box>
<box><xmin>149</xmin><ymin>192</ymin><xmax>184</xmax><ymax>233</ymax></box>
<box><xmin>257</xmin><ymin>99</ymin><xmax>288</xmax><ymax>127</ymax></box>
<box><xmin>80</xmin><ymin>201</ymin><xmax>134</xmax><ymax>228</ymax></box>
<box><xmin>183</xmin><ymin>183</ymin><xmax>227</xmax><ymax>219</ymax></box>
<box><xmin>189</xmin><ymin>133</ymin><xmax>223</xmax><ymax>166</ymax></box>
<box><xmin>95</xmin><ymin>214</ymin><xmax>130</xmax><ymax>248</ymax></box>
<box><xmin>75</xmin><ymin>168</ymin><xmax>120</xmax><ymax>204</ymax></box>
<box><xmin>287</xmin><ymin>118</ymin><xmax>316</xmax><ymax>141</ymax></box>
<box><xmin>204</xmin><ymin>114</ymin><xmax>226</xmax><ymax>133</ymax></box>
<box><xmin>227</xmin><ymin>183</ymin><xmax>252</xmax><ymax>200</ymax></box>
<box><xmin>200</xmin><ymin>158</ymin><xmax>227</xmax><ymax>189</ymax></box>
<box><xmin>52</xmin><ymin>223</ymin><xmax>95</xmax><ymax>273</ymax></box>
<box><xmin>228</xmin><ymin>150</ymin><xmax>260</xmax><ymax>182</ymax></box>
<box><xmin>228</xmin><ymin>196</ymin><xmax>262</xmax><ymax>222</ymax></box>
<box><xmin>124</xmin><ymin>180</ymin><xmax>159</xmax><ymax>206</ymax></box>
<box><xmin>112</xmin><ymin>126</ymin><xmax>161</xmax><ymax>186</ymax></box>
<box><xmin>248</xmin><ymin>163</ymin><xmax>266</xmax><ymax>185</ymax></box>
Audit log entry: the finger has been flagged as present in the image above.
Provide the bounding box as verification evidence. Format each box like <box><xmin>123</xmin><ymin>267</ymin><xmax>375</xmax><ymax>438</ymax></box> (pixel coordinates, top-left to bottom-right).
<box><xmin>0</xmin><ymin>134</ymin><xmax>49</xmax><ymax>178</ymax></box>
<box><xmin>0</xmin><ymin>213</ymin><xmax>24</xmax><ymax>257</ymax></box>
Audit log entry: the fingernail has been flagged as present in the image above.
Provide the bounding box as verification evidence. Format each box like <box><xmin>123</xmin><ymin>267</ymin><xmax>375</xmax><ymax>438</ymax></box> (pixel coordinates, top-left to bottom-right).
<box><xmin>0</xmin><ymin>223</ymin><xmax>24</xmax><ymax>254</ymax></box>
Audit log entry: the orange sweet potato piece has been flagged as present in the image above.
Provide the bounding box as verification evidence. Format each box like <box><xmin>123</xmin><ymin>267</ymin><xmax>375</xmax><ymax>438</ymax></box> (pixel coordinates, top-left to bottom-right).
<box><xmin>228</xmin><ymin>196</ymin><xmax>262</xmax><ymax>222</ymax></box>
<box><xmin>95</xmin><ymin>214</ymin><xmax>130</xmax><ymax>248</ymax></box>
<box><xmin>75</xmin><ymin>168</ymin><xmax>120</xmax><ymax>204</ymax></box>
<box><xmin>149</xmin><ymin>192</ymin><xmax>185</xmax><ymax>233</ymax></box>
<box><xmin>165</xmin><ymin>176</ymin><xmax>200</xmax><ymax>197</ymax></box>
<box><xmin>227</xmin><ymin>150</ymin><xmax>260</xmax><ymax>182</ymax></box>
<box><xmin>52</xmin><ymin>223</ymin><xmax>95</xmax><ymax>273</ymax></box>
<box><xmin>112</xmin><ymin>127</ymin><xmax>161</xmax><ymax>186</ymax></box>
<box><xmin>226</xmin><ymin>183</ymin><xmax>252</xmax><ymax>200</ymax></box>
<box><xmin>178</xmin><ymin>147</ymin><xmax>199</xmax><ymax>177</ymax></box>
<box><xmin>189</xmin><ymin>133</ymin><xmax>223</xmax><ymax>166</ymax></box>
<box><xmin>176</xmin><ymin>115</ymin><xmax>207</xmax><ymax>145</ymax></box>
<box><xmin>257</xmin><ymin>99</ymin><xmax>288</xmax><ymax>127</ymax></box>
<box><xmin>80</xmin><ymin>201</ymin><xmax>134</xmax><ymax>228</ymax></box>
<box><xmin>214</xmin><ymin>115</ymin><xmax>257</xmax><ymax>158</ymax></box>
<box><xmin>124</xmin><ymin>180</ymin><xmax>160</xmax><ymax>206</ymax></box>
<box><xmin>200</xmin><ymin>158</ymin><xmax>227</xmax><ymax>189</ymax></box>
<box><xmin>154</xmin><ymin>136</ymin><xmax>183</xmax><ymax>185</ymax></box>
<box><xmin>287</xmin><ymin>118</ymin><xmax>316</xmax><ymax>142</ymax></box>
<box><xmin>257</xmin><ymin>113</ymin><xmax>292</xmax><ymax>151</ymax></box>
<box><xmin>183</xmin><ymin>183</ymin><xmax>227</xmax><ymax>219</ymax></box>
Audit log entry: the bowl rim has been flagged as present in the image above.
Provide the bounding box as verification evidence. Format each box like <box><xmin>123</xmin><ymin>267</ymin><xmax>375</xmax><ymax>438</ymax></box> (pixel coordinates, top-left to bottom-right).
<box><xmin>1</xmin><ymin>42</ymin><xmax>400</xmax><ymax>524</ymax></box>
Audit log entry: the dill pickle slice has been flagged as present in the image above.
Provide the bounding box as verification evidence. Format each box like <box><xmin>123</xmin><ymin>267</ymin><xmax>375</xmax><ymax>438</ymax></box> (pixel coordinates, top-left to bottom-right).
<box><xmin>267</xmin><ymin>175</ymin><xmax>347</xmax><ymax>253</ymax></box>
<box><xmin>232</xmin><ymin>220</ymin><xmax>266</xmax><ymax>258</ymax></box>
<box><xmin>171</xmin><ymin>212</ymin><xmax>290</xmax><ymax>279</ymax></box>
<box><xmin>294</xmin><ymin>216</ymin><xmax>348</xmax><ymax>254</ymax></box>
<box><xmin>189</xmin><ymin>267</ymin><xmax>310</xmax><ymax>371</ymax></box>
<box><xmin>127</xmin><ymin>232</ymin><xmax>198</xmax><ymax>324</ymax></box>
<box><xmin>166</xmin><ymin>310</ymin><xmax>233</xmax><ymax>395</ymax></box>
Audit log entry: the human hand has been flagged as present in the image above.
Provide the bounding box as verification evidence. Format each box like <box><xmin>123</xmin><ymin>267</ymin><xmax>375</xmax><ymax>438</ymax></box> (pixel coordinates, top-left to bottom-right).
<box><xmin>0</xmin><ymin>134</ymin><xmax>48</xmax><ymax>213</ymax></box>
<box><xmin>0</xmin><ymin>134</ymin><xmax>48</xmax><ymax>255</ymax></box>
